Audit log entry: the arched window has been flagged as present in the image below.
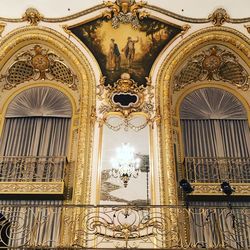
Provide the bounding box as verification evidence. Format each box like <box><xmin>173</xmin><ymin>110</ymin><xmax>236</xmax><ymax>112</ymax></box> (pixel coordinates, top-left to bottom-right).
<box><xmin>180</xmin><ymin>87</ymin><xmax>250</xmax><ymax>183</ymax></box>
<box><xmin>0</xmin><ymin>86</ymin><xmax>72</xmax><ymax>181</ymax></box>
<box><xmin>180</xmin><ymin>87</ymin><xmax>250</xmax><ymax>157</ymax></box>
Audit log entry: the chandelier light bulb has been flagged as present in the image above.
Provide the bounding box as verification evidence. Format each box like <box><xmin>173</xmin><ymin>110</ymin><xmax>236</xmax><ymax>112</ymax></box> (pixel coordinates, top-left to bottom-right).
<box><xmin>109</xmin><ymin>143</ymin><xmax>141</xmax><ymax>187</ymax></box>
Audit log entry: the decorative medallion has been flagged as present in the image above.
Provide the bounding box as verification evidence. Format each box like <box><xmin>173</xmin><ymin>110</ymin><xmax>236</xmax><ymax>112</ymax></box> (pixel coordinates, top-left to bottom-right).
<box><xmin>22</xmin><ymin>8</ymin><xmax>43</xmax><ymax>25</ymax></box>
<box><xmin>68</xmin><ymin>16</ymin><xmax>182</xmax><ymax>85</ymax></box>
<box><xmin>97</xmin><ymin>73</ymin><xmax>158</xmax><ymax>131</ymax></box>
<box><xmin>103</xmin><ymin>0</ymin><xmax>148</xmax><ymax>29</ymax></box>
<box><xmin>174</xmin><ymin>46</ymin><xmax>249</xmax><ymax>91</ymax></box>
<box><xmin>208</xmin><ymin>8</ymin><xmax>230</xmax><ymax>26</ymax></box>
<box><xmin>0</xmin><ymin>45</ymin><xmax>78</xmax><ymax>90</ymax></box>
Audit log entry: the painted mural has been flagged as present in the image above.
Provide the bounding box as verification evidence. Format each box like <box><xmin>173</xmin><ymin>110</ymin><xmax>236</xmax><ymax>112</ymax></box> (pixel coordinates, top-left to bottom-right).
<box><xmin>69</xmin><ymin>18</ymin><xmax>182</xmax><ymax>85</ymax></box>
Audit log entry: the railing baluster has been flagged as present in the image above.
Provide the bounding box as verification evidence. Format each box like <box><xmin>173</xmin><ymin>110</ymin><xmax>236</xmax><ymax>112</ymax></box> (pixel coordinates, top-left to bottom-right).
<box><xmin>0</xmin><ymin>156</ymin><xmax>68</xmax><ymax>183</ymax></box>
<box><xmin>183</xmin><ymin>157</ymin><xmax>250</xmax><ymax>184</ymax></box>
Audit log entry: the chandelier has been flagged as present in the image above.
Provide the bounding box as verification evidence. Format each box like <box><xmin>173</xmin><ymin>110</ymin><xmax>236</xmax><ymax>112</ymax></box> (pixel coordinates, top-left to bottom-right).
<box><xmin>110</xmin><ymin>143</ymin><xmax>141</xmax><ymax>187</ymax></box>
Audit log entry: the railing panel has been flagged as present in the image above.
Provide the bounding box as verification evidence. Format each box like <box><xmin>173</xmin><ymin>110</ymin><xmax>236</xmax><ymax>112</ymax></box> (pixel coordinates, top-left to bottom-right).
<box><xmin>0</xmin><ymin>204</ymin><xmax>248</xmax><ymax>249</ymax></box>
<box><xmin>0</xmin><ymin>156</ymin><xmax>67</xmax><ymax>182</ymax></box>
<box><xmin>184</xmin><ymin>157</ymin><xmax>250</xmax><ymax>183</ymax></box>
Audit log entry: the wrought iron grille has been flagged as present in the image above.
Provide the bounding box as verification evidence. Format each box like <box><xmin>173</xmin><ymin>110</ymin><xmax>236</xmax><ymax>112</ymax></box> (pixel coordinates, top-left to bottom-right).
<box><xmin>0</xmin><ymin>204</ymin><xmax>248</xmax><ymax>249</ymax></box>
<box><xmin>183</xmin><ymin>157</ymin><xmax>250</xmax><ymax>183</ymax></box>
<box><xmin>0</xmin><ymin>156</ymin><xmax>67</xmax><ymax>182</ymax></box>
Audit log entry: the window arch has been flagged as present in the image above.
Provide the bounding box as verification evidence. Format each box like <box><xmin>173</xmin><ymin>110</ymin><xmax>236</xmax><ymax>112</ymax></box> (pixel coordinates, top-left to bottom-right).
<box><xmin>0</xmin><ymin>86</ymin><xmax>72</xmax><ymax>157</ymax></box>
<box><xmin>180</xmin><ymin>87</ymin><xmax>250</xmax><ymax>158</ymax></box>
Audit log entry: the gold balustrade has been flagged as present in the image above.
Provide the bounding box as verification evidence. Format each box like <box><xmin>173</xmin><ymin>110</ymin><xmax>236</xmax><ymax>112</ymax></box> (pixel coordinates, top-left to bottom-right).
<box><xmin>0</xmin><ymin>156</ymin><xmax>69</xmax><ymax>195</ymax></box>
<box><xmin>0</xmin><ymin>204</ymin><xmax>248</xmax><ymax>249</ymax></box>
<box><xmin>183</xmin><ymin>157</ymin><xmax>250</xmax><ymax>183</ymax></box>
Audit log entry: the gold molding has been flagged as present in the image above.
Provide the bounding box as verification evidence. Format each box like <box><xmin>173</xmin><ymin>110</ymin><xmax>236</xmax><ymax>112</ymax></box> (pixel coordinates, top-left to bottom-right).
<box><xmin>0</xmin><ymin>182</ymin><xmax>64</xmax><ymax>194</ymax></box>
<box><xmin>0</xmin><ymin>26</ymin><xmax>96</xmax><ymax>206</ymax></box>
<box><xmin>0</xmin><ymin>22</ymin><xmax>5</xmax><ymax>37</ymax></box>
<box><xmin>191</xmin><ymin>183</ymin><xmax>250</xmax><ymax>196</ymax></box>
<box><xmin>156</xmin><ymin>27</ymin><xmax>250</xmax><ymax>206</ymax></box>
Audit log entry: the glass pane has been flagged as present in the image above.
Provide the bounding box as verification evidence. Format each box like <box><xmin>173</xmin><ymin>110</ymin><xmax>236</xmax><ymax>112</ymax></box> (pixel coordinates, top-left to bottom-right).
<box><xmin>100</xmin><ymin>115</ymin><xmax>150</xmax><ymax>205</ymax></box>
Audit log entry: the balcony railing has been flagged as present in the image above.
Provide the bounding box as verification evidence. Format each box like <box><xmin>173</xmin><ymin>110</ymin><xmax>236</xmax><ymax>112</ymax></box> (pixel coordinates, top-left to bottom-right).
<box><xmin>0</xmin><ymin>156</ymin><xmax>67</xmax><ymax>182</ymax></box>
<box><xmin>0</xmin><ymin>204</ymin><xmax>248</xmax><ymax>249</ymax></box>
<box><xmin>183</xmin><ymin>157</ymin><xmax>250</xmax><ymax>183</ymax></box>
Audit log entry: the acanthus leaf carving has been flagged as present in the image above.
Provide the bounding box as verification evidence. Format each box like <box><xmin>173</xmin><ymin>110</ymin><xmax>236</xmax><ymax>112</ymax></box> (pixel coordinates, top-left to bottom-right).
<box><xmin>208</xmin><ymin>8</ymin><xmax>230</xmax><ymax>26</ymax></box>
<box><xmin>103</xmin><ymin>0</ymin><xmax>148</xmax><ymax>29</ymax></box>
<box><xmin>1</xmin><ymin>45</ymin><xmax>78</xmax><ymax>91</ymax></box>
<box><xmin>174</xmin><ymin>46</ymin><xmax>249</xmax><ymax>91</ymax></box>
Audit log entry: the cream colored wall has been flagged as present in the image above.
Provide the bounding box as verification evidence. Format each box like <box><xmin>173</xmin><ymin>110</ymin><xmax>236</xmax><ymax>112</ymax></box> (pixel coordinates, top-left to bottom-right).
<box><xmin>0</xmin><ymin>0</ymin><xmax>249</xmax><ymax>18</ymax></box>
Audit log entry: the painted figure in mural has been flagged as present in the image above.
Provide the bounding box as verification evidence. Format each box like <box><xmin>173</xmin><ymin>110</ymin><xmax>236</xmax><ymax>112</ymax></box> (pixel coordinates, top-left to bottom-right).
<box><xmin>123</xmin><ymin>36</ymin><xmax>139</xmax><ymax>67</ymax></box>
<box><xmin>107</xmin><ymin>38</ymin><xmax>121</xmax><ymax>71</ymax></box>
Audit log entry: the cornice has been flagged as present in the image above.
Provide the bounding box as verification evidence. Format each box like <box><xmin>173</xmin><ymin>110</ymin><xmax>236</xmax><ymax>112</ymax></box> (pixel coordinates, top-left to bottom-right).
<box><xmin>0</xmin><ymin>4</ymin><xmax>249</xmax><ymax>24</ymax></box>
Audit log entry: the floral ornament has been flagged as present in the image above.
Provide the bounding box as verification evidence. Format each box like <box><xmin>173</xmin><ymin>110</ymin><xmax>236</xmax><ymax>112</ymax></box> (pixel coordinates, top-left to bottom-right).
<box><xmin>103</xmin><ymin>0</ymin><xmax>148</xmax><ymax>29</ymax></box>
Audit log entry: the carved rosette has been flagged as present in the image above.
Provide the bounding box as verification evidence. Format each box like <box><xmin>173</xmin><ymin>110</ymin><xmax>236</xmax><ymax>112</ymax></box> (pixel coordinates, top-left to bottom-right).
<box><xmin>97</xmin><ymin>73</ymin><xmax>157</xmax><ymax>131</ymax></box>
<box><xmin>22</xmin><ymin>8</ymin><xmax>43</xmax><ymax>25</ymax></box>
<box><xmin>208</xmin><ymin>8</ymin><xmax>230</xmax><ymax>26</ymax></box>
<box><xmin>0</xmin><ymin>45</ymin><xmax>78</xmax><ymax>90</ymax></box>
<box><xmin>174</xmin><ymin>46</ymin><xmax>249</xmax><ymax>91</ymax></box>
<box><xmin>103</xmin><ymin>0</ymin><xmax>148</xmax><ymax>29</ymax></box>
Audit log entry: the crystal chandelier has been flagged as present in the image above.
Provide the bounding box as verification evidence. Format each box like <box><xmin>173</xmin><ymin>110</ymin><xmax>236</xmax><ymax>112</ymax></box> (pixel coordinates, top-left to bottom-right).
<box><xmin>110</xmin><ymin>143</ymin><xmax>141</xmax><ymax>187</ymax></box>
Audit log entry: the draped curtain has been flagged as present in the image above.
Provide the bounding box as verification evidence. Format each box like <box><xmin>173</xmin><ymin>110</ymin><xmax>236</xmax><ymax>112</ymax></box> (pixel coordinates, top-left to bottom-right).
<box><xmin>0</xmin><ymin>117</ymin><xmax>70</xmax><ymax>156</ymax></box>
<box><xmin>180</xmin><ymin>88</ymin><xmax>250</xmax><ymax>158</ymax></box>
<box><xmin>0</xmin><ymin>87</ymin><xmax>72</xmax><ymax>181</ymax></box>
<box><xmin>181</xmin><ymin>119</ymin><xmax>250</xmax><ymax>157</ymax></box>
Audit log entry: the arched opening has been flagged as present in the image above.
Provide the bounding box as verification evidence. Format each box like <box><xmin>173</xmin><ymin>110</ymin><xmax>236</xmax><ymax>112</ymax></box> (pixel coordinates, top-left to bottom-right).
<box><xmin>0</xmin><ymin>86</ymin><xmax>72</xmax><ymax>182</ymax></box>
<box><xmin>180</xmin><ymin>87</ymin><xmax>250</xmax><ymax>183</ymax></box>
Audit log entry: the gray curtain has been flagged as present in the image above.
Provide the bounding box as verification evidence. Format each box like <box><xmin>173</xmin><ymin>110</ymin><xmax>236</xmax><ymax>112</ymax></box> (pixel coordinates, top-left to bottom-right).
<box><xmin>0</xmin><ymin>87</ymin><xmax>72</xmax><ymax>181</ymax></box>
<box><xmin>0</xmin><ymin>117</ymin><xmax>70</xmax><ymax>156</ymax></box>
<box><xmin>180</xmin><ymin>88</ymin><xmax>250</xmax><ymax>158</ymax></box>
<box><xmin>181</xmin><ymin>119</ymin><xmax>250</xmax><ymax>158</ymax></box>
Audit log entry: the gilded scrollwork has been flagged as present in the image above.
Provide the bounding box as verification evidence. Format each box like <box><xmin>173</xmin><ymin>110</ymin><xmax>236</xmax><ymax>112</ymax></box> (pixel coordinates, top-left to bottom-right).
<box><xmin>0</xmin><ymin>45</ymin><xmax>78</xmax><ymax>91</ymax></box>
<box><xmin>103</xmin><ymin>0</ymin><xmax>148</xmax><ymax>29</ymax></box>
<box><xmin>174</xmin><ymin>46</ymin><xmax>249</xmax><ymax>91</ymax></box>
<box><xmin>97</xmin><ymin>73</ymin><xmax>158</xmax><ymax>131</ymax></box>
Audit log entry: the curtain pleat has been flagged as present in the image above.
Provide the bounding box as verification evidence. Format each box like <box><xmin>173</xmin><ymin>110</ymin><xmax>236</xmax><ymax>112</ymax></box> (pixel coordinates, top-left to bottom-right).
<box><xmin>0</xmin><ymin>117</ymin><xmax>70</xmax><ymax>156</ymax></box>
<box><xmin>181</xmin><ymin>119</ymin><xmax>250</xmax><ymax>158</ymax></box>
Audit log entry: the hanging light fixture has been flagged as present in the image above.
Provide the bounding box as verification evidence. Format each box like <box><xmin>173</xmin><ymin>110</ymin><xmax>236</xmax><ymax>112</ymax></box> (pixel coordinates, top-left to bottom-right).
<box><xmin>110</xmin><ymin>143</ymin><xmax>141</xmax><ymax>187</ymax></box>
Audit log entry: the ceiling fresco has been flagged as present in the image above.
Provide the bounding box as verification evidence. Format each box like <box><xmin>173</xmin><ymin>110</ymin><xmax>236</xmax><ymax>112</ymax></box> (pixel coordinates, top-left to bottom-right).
<box><xmin>69</xmin><ymin>17</ymin><xmax>182</xmax><ymax>85</ymax></box>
